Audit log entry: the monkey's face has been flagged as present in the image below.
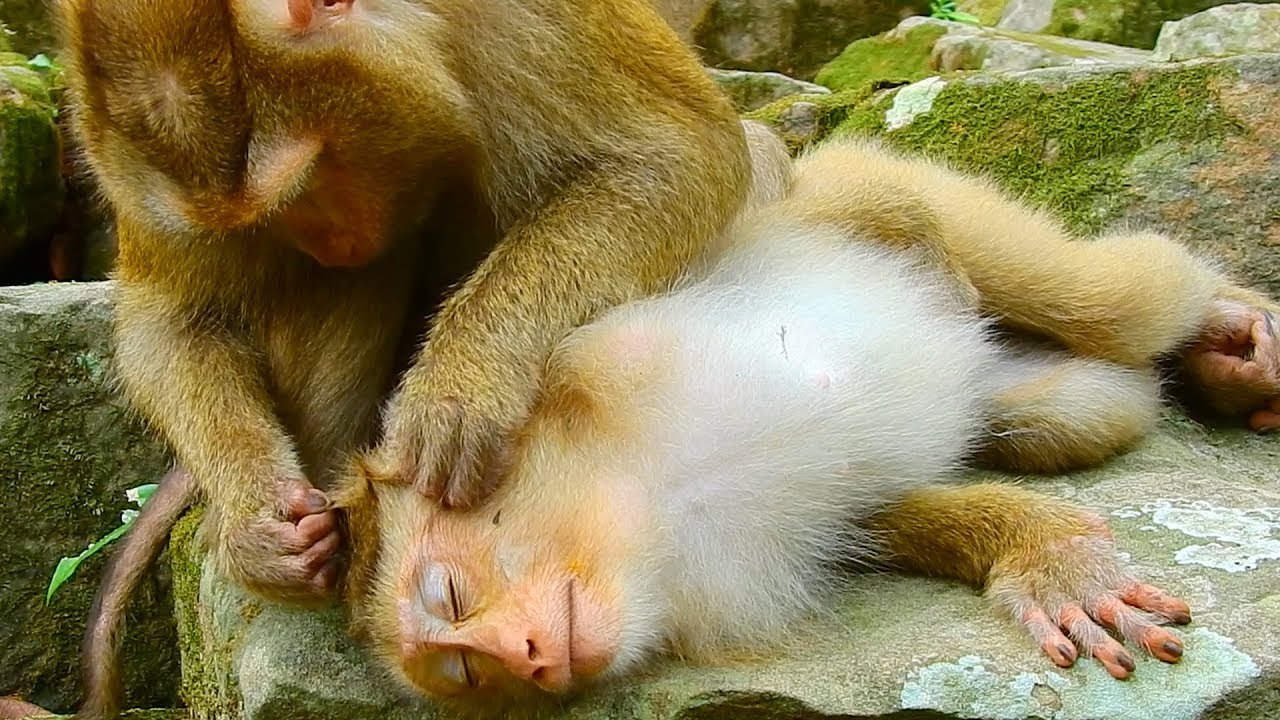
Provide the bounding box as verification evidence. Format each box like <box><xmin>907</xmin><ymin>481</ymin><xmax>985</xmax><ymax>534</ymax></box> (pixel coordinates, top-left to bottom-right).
<box><xmin>350</xmin><ymin>433</ymin><xmax>670</xmax><ymax>708</ymax></box>
<box><xmin>61</xmin><ymin>0</ymin><xmax>477</xmax><ymax>267</ymax></box>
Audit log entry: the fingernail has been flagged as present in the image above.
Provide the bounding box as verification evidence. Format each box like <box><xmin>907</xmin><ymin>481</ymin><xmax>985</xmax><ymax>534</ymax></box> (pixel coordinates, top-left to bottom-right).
<box><xmin>1163</xmin><ymin>642</ymin><xmax>1183</xmax><ymax>659</ymax></box>
<box><xmin>1117</xmin><ymin>653</ymin><xmax>1136</xmax><ymax>672</ymax></box>
<box><xmin>1171</xmin><ymin>611</ymin><xmax>1192</xmax><ymax>625</ymax></box>
<box><xmin>304</xmin><ymin>492</ymin><xmax>328</xmax><ymax>513</ymax></box>
<box><xmin>1057</xmin><ymin>644</ymin><xmax>1075</xmax><ymax>661</ymax></box>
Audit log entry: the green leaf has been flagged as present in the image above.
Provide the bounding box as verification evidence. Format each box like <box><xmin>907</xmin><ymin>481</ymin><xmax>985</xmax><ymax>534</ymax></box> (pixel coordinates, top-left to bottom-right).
<box><xmin>130</xmin><ymin>483</ymin><xmax>160</xmax><ymax>506</ymax></box>
<box><xmin>27</xmin><ymin>53</ymin><xmax>53</xmax><ymax>70</ymax></box>
<box><xmin>45</xmin><ymin>520</ymin><xmax>134</xmax><ymax>605</ymax></box>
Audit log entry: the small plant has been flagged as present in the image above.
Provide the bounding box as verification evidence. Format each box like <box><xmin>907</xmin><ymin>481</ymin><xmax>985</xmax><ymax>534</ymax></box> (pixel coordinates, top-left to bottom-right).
<box><xmin>930</xmin><ymin>0</ymin><xmax>981</xmax><ymax>24</ymax></box>
<box><xmin>46</xmin><ymin>483</ymin><xmax>158</xmax><ymax>604</ymax></box>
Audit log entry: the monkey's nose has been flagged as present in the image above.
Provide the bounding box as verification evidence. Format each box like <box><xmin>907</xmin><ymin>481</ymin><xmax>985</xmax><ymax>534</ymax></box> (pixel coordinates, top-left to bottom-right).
<box><xmin>493</xmin><ymin>630</ymin><xmax>572</xmax><ymax>693</ymax></box>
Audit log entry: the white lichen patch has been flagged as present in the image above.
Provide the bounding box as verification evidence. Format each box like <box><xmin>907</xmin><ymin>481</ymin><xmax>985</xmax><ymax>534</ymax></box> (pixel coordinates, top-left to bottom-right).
<box><xmin>900</xmin><ymin>628</ymin><xmax>1258</xmax><ymax>720</ymax></box>
<box><xmin>1113</xmin><ymin>499</ymin><xmax>1280</xmax><ymax>572</ymax></box>
<box><xmin>884</xmin><ymin>76</ymin><xmax>946</xmax><ymax>131</ymax></box>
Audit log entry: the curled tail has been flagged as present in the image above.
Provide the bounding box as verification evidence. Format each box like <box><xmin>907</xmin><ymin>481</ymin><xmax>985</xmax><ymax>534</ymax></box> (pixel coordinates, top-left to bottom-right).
<box><xmin>78</xmin><ymin>469</ymin><xmax>196</xmax><ymax>720</ymax></box>
<box><xmin>977</xmin><ymin>342</ymin><xmax>1163</xmax><ymax>474</ymax></box>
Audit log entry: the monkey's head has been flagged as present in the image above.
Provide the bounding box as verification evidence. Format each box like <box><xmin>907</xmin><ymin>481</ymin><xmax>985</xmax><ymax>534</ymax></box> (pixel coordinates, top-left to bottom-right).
<box><xmin>337</xmin><ymin>324</ymin><xmax>678</xmax><ymax>710</ymax></box>
<box><xmin>59</xmin><ymin>0</ymin><xmax>477</xmax><ymax>267</ymax></box>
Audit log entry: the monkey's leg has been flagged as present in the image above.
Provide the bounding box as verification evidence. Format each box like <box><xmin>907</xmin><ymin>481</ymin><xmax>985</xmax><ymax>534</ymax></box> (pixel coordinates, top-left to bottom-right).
<box><xmin>977</xmin><ymin>342</ymin><xmax>1162</xmax><ymax>474</ymax></box>
<box><xmin>867</xmin><ymin>483</ymin><xmax>1191</xmax><ymax>679</ymax></box>
<box><xmin>790</xmin><ymin>139</ymin><xmax>1253</xmax><ymax>365</ymax></box>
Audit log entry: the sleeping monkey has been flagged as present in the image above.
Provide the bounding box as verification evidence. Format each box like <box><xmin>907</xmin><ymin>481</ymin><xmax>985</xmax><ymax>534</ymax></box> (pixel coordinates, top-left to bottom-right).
<box><xmin>339</xmin><ymin>136</ymin><xmax>1278</xmax><ymax>711</ymax></box>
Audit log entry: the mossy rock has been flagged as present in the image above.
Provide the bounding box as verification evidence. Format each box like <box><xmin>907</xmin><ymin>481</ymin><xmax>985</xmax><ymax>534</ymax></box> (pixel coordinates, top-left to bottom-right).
<box><xmin>692</xmin><ymin>0</ymin><xmax>932</xmax><ymax>80</ymax></box>
<box><xmin>0</xmin><ymin>283</ymin><xmax>179</xmax><ymax>713</ymax></box>
<box><xmin>0</xmin><ymin>53</ymin><xmax>63</xmax><ymax>265</ymax></box>
<box><xmin>0</xmin><ymin>0</ymin><xmax>58</xmax><ymax>57</ymax></box>
<box><xmin>754</xmin><ymin>52</ymin><xmax>1280</xmax><ymax>298</ymax></box>
<box><xmin>968</xmin><ymin>0</ymin><xmax>1280</xmax><ymax>50</ymax></box>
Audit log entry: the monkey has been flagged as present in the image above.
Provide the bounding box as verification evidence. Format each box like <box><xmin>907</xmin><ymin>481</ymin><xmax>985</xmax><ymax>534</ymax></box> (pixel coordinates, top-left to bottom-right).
<box><xmin>332</xmin><ymin>136</ymin><xmax>1280</xmax><ymax>712</ymax></box>
<box><xmin>57</xmin><ymin>0</ymin><xmax>752</xmax><ymax>619</ymax></box>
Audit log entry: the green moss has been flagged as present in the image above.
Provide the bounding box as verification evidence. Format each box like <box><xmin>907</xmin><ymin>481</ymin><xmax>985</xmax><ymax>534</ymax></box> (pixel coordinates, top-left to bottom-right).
<box><xmin>171</xmin><ymin>508</ymin><xmax>231</xmax><ymax>718</ymax></box>
<box><xmin>0</xmin><ymin>0</ymin><xmax>58</xmax><ymax>56</ymax></box>
<box><xmin>694</xmin><ymin>1</ymin><xmax>934</xmax><ymax>80</ymax></box>
<box><xmin>958</xmin><ymin>0</ymin><xmax>1009</xmax><ymax>26</ymax></box>
<box><xmin>746</xmin><ymin>86</ymin><xmax>881</xmax><ymax>153</ymax></box>
<box><xmin>814</xmin><ymin>23</ymin><xmax>948</xmax><ymax>92</ymax></box>
<box><xmin>838</xmin><ymin>63</ymin><xmax>1240</xmax><ymax>233</ymax></box>
<box><xmin>1044</xmin><ymin>0</ymin><xmax>1264</xmax><ymax>49</ymax></box>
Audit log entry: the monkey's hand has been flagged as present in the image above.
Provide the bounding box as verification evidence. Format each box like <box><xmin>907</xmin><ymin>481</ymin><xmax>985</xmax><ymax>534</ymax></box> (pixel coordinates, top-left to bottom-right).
<box><xmin>986</xmin><ymin>511</ymin><xmax>1192</xmax><ymax>679</ymax></box>
<box><xmin>376</xmin><ymin>352</ymin><xmax>535</xmax><ymax>509</ymax></box>
<box><xmin>213</xmin><ymin>480</ymin><xmax>344</xmax><ymax>605</ymax></box>
<box><xmin>1184</xmin><ymin>299</ymin><xmax>1280</xmax><ymax>428</ymax></box>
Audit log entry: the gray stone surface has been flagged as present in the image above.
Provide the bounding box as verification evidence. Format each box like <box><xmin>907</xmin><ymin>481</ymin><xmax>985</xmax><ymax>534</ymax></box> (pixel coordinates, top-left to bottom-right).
<box><xmin>707</xmin><ymin>67</ymin><xmax>829</xmax><ymax>111</ymax></box>
<box><xmin>175</xmin><ymin>419</ymin><xmax>1280</xmax><ymax>719</ymax></box>
<box><xmin>0</xmin><ymin>282</ymin><xmax>177</xmax><ymax>713</ymax></box>
<box><xmin>1154</xmin><ymin>3</ymin><xmax>1280</xmax><ymax>62</ymax></box>
<box><xmin>689</xmin><ymin>0</ymin><xmax>929</xmax><ymax>79</ymax></box>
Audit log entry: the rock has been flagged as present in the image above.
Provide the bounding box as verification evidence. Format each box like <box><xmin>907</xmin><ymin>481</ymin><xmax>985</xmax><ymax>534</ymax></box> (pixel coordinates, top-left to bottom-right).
<box><xmin>962</xmin><ymin>0</ymin><xmax>1280</xmax><ymax>50</ymax></box>
<box><xmin>171</xmin><ymin>417</ymin><xmax>1280</xmax><ymax>719</ymax></box>
<box><xmin>757</xmin><ymin>53</ymin><xmax>1280</xmax><ymax>298</ymax></box>
<box><xmin>0</xmin><ymin>0</ymin><xmax>57</xmax><ymax>57</ymax></box>
<box><xmin>0</xmin><ymin>53</ymin><xmax>62</xmax><ymax>268</ymax></box>
<box><xmin>1154</xmin><ymin>3</ymin><xmax>1280</xmax><ymax>62</ymax></box>
<box><xmin>0</xmin><ymin>282</ymin><xmax>178</xmax><ymax>713</ymax></box>
<box><xmin>687</xmin><ymin>0</ymin><xmax>931</xmax><ymax>79</ymax></box>
<box><xmin>707</xmin><ymin>67</ymin><xmax>829</xmax><ymax>111</ymax></box>
<box><xmin>816</xmin><ymin>16</ymin><xmax>1150</xmax><ymax>92</ymax></box>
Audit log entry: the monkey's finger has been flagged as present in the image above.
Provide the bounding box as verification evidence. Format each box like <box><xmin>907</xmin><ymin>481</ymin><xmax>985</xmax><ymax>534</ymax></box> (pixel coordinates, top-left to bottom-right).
<box><xmin>294</xmin><ymin>510</ymin><xmax>338</xmax><ymax>545</ymax></box>
<box><xmin>443</xmin><ymin>429</ymin><xmax>506</xmax><ymax>510</ymax></box>
<box><xmin>310</xmin><ymin>557</ymin><xmax>344</xmax><ymax>594</ymax></box>
<box><xmin>1058</xmin><ymin>603</ymin><xmax>1135</xmax><ymax>680</ymax></box>
<box><xmin>1020</xmin><ymin>607</ymin><xmax>1077</xmax><ymax>668</ymax></box>
<box><xmin>1091</xmin><ymin>596</ymin><xmax>1183</xmax><ymax>664</ymax></box>
<box><xmin>282</xmin><ymin>484</ymin><xmax>331</xmax><ymax>520</ymax></box>
<box><xmin>1119</xmin><ymin>583</ymin><xmax>1192</xmax><ymax>624</ymax></box>
<box><xmin>298</xmin><ymin>530</ymin><xmax>343</xmax><ymax>572</ymax></box>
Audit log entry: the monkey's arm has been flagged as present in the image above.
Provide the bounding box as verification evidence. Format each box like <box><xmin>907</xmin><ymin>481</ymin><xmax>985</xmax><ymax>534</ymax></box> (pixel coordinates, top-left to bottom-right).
<box><xmin>866</xmin><ymin>483</ymin><xmax>1191</xmax><ymax>679</ymax></box>
<box><xmin>381</xmin><ymin>143</ymin><xmax>751</xmax><ymax>507</ymax></box>
<box><xmin>112</xmin><ymin>222</ymin><xmax>341</xmax><ymax>602</ymax></box>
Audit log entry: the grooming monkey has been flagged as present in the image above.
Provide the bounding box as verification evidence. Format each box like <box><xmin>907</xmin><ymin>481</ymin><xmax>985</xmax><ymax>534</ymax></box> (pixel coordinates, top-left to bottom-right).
<box><xmin>58</xmin><ymin>0</ymin><xmax>752</xmax><ymax>610</ymax></box>
<box><xmin>337</xmin><ymin>136</ymin><xmax>1280</xmax><ymax>711</ymax></box>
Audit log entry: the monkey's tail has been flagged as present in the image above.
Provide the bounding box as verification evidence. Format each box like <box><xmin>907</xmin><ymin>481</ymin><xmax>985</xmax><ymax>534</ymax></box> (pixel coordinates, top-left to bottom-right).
<box><xmin>976</xmin><ymin>342</ymin><xmax>1163</xmax><ymax>474</ymax></box>
<box><xmin>78</xmin><ymin>468</ymin><xmax>196</xmax><ymax>720</ymax></box>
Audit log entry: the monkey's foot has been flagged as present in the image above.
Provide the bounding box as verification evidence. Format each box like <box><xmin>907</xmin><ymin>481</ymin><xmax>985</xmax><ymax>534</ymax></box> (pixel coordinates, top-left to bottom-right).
<box><xmin>221</xmin><ymin>483</ymin><xmax>344</xmax><ymax>604</ymax></box>
<box><xmin>1185</xmin><ymin>302</ymin><xmax>1280</xmax><ymax>427</ymax></box>
<box><xmin>987</xmin><ymin>516</ymin><xmax>1191</xmax><ymax>679</ymax></box>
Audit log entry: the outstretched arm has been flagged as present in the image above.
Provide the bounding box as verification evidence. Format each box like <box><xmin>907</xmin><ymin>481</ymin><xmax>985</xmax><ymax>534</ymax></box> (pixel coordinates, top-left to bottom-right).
<box><xmin>866</xmin><ymin>482</ymin><xmax>1191</xmax><ymax>679</ymax></box>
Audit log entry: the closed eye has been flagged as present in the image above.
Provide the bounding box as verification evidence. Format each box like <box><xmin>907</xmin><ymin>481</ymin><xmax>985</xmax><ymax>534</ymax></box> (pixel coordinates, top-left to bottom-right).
<box><xmin>446</xmin><ymin>574</ymin><xmax>462</xmax><ymax>622</ymax></box>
